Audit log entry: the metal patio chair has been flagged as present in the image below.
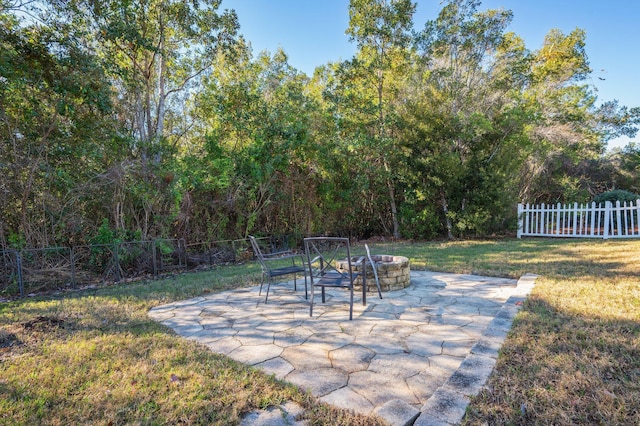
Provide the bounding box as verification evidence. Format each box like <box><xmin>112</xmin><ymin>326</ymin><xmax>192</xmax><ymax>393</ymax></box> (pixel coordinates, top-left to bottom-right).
<box><xmin>249</xmin><ymin>235</ymin><xmax>307</xmax><ymax>303</ymax></box>
<box><xmin>304</xmin><ymin>237</ymin><xmax>367</xmax><ymax>320</ymax></box>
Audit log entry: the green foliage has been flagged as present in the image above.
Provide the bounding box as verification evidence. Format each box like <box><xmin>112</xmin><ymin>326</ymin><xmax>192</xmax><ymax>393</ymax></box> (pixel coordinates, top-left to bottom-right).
<box><xmin>398</xmin><ymin>197</ymin><xmax>441</xmax><ymax>240</ymax></box>
<box><xmin>1</xmin><ymin>0</ymin><xmax>639</xmax><ymax>246</ymax></box>
<box><xmin>0</xmin><ymin>13</ymin><xmax>122</xmax><ymax>249</ymax></box>
<box><xmin>593</xmin><ymin>190</ymin><xmax>640</xmax><ymax>204</ymax></box>
<box><xmin>7</xmin><ymin>232</ymin><xmax>26</xmax><ymax>250</ymax></box>
<box><xmin>91</xmin><ymin>219</ymin><xmax>121</xmax><ymax>246</ymax></box>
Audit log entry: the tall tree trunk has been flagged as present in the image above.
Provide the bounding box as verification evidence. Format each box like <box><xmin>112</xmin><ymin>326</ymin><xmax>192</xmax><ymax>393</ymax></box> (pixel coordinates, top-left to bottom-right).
<box><xmin>441</xmin><ymin>191</ymin><xmax>453</xmax><ymax>240</ymax></box>
<box><xmin>154</xmin><ymin>46</ymin><xmax>166</xmax><ymax>165</ymax></box>
<box><xmin>388</xmin><ymin>180</ymin><xmax>400</xmax><ymax>238</ymax></box>
<box><xmin>382</xmin><ymin>159</ymin><xmax>400</xmax><ymax>238</ymax></box>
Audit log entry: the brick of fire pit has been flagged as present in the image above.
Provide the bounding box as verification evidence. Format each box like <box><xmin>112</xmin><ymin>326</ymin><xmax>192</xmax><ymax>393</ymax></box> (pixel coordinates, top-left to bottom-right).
<box><xmin>336</xmin><ymin>255</ymin><xmax>411</xmax><ymax>292</ymax></box>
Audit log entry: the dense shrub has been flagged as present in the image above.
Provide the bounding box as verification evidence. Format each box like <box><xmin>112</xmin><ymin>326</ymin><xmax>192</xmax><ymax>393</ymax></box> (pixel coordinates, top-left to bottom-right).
<box><xmin>593</xmin><ymin>189</ymin><xmax>640</xmax><ymax>204</ymax></box>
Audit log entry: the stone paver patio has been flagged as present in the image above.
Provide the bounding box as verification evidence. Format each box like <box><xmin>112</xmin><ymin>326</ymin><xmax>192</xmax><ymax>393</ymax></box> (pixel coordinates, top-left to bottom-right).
<box><xmin>148</xmin><ymin>271</ymin><xmax>536</xmax><ymax>425</ymax></box>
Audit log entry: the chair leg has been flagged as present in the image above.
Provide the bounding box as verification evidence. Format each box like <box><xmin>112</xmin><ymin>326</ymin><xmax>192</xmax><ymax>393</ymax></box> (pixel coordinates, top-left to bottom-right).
<box><xmin>349</xmin><ymin>286</ymin><xmax>353</xmax><ymax>320</ymax></box>
<box><xmin>309</xmin><ymin>283</ymin><xmax>314</xmax><ymax>317</ymax></box>
<box><xmin>362</xmin><ymin>272</ymin><xmax>366</xmax><ymax>306</ymax></box>
<box><xmin>264</xmin><ymin>277</ymin><xmax>272</xmax><ymax>303</ymax></box>
<box><xmin>303</xmin><ymin>274</ymin><xmax>308</xmax><ymax>299</ymax></box>
<box><xmin>258</xmin><ymin>274</ymin><xmax>265</xmax><ymax>296</ymax></box>
<box><xmin>374</xmin><ymin>265</ymin><xmax>382</xmax><ymax>299</ymax></box>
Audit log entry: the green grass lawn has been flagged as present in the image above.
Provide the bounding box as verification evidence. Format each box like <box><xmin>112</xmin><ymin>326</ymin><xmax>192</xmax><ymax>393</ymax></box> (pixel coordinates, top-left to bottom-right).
<box><xmin>1</xmin><ymin>238</ymin><xmax>639</xmax><ymax>425</ymax></box>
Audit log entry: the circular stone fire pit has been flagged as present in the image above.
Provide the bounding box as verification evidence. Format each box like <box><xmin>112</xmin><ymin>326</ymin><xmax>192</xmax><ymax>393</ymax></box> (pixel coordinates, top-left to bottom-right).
<box><xmin>336</xmin><ymin>255</ymin><xmax>411</xmax><ymax>292</ymax></box>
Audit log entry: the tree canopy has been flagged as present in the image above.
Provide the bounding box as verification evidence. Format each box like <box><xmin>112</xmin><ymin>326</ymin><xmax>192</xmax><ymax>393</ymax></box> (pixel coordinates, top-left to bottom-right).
<box><xmin>1</xmin><ymin>0</ymin><xmax>638</xmax><ymax>249</ymax></box>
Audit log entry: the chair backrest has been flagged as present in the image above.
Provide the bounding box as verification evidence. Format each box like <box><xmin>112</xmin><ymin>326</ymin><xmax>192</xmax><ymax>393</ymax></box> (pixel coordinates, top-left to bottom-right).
<box><xmin>304</xmin><ymin>237</ymin><xmax>355</xmax><ymax>280</ymax></box>
<box><xmin>248</xmin><ymin>235</ymin><xmax>269</xmax><ymax>267</ymax></box>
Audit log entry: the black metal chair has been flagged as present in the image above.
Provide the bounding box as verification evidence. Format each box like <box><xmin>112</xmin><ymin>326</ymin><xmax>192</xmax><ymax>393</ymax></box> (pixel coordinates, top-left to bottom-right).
<box><xmin>304</xmin><ymin>237</ymin><xmax>367</xmax><ymax>320</ymax></box>
<box><xmin>249</xmin><ymin>236</ymin><xmax>307</xmax><ymax>303</ymax></box>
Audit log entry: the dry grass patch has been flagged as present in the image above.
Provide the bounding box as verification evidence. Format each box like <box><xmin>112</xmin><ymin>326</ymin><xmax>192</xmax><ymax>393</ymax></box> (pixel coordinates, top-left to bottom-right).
<box><xmin>0</xmin><ymin>271</ymin><xmax>385</xmax><ymax>425</ymax></box>
<box><xmin>460</xmin><ymin>240</ymin><xmax>640</xmax><ymax>425</ymax></box>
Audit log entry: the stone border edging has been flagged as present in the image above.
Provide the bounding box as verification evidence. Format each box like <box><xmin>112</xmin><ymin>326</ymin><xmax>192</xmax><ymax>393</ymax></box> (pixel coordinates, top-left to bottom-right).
<box><xmin>413</xmin><ymin>273</ymin><xmax>538</xmax><ymax>426</ymax></box>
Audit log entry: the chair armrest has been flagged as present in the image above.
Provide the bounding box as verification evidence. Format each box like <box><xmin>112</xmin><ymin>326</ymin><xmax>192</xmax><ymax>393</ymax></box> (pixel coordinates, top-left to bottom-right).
<box><xmin>261</xmin><ymin>252</ymin><xmax>306</xmax><ymax>268</ymax></box>
<box><xmin>261</xmin><ymin>251</ymin><xmax>297</xmax><ymax>260</ymax></box>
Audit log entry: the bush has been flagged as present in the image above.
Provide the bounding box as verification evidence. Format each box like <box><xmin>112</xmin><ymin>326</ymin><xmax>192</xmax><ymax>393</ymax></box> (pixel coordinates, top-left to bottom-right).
<box><xmin>593</xmin><ymin>189</ymin><xmax>640</xmax><ymax>204</ymax></box>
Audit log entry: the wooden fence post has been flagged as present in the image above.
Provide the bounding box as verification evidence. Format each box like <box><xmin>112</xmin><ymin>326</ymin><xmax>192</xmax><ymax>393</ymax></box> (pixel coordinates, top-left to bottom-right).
<box><xmin>616</xmin><ymin>200</ymin><xmax>623</xmax><ymax>237</ymax></box>
<box><xmin>517</xmin><ymin>203</ymin><xmax>523</xmax><ymax>239</ymax></box>
<box><xmin>603</xmin><ymin>201</ymin><xmax>611</xmax><ymax>239</ymax></box>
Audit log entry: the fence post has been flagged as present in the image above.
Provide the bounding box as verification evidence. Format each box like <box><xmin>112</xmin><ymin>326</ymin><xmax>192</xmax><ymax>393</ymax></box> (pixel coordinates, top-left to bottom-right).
<box><xmin>636</xmin><ymin>200</ymin><xmax>640</xmax><ymax>237</ymax></box>
<box><xmin>615</xmin><ymin>200</ymin><xmax>623</xmax><ymax>237</ymax></box>
<box><xmin>114</xmin><ymin>242</ymin><xmax>121</xmax><ymax>282</ymax></box>
<box><xmin>603</xmin><ymin>201</ymin><xmax>611</xmax><ymax>239</ymax></box>
<box><xmin>590</xmin><ymin>202</ymin><xmax>596</xmax><ymax>237</ymax></box>
<box><xmin>179</xmin><ymin>239</ymin><xmax>187</xmax><ymax>269</ymax></box>
<box><xmin>622</xmin><ymin>201</ymin><xmax>629</xmax><ymax>236</ymax></box>
<box><xmin>517</xmin><ymin>203</ymin><xmax>523</xmax><ymax>238</ymax></box>
<box><xmin>152</xmin><ymin>240</ymin><xmax>158</xmax><ymax>279</ymax></box>
<box><xmin>15</xmin><ymin>250</ymin><xmax>24</xmax><ymax>298</ymax></box>
<box><xmin>70</xmin><ymin>247</ymin><xmax>77</xmax><ymax>289</ymax></box>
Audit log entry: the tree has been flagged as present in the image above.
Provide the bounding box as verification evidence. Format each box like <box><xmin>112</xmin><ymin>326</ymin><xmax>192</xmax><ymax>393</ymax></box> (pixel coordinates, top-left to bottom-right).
<box><xmin>339</xmin><ymin>0</ymin><xmax>416</xmax><ymax>238</ymax></box>
<box><xmin>48</xmin><ymin>0</ymin><xmax>239</xmax><ymax>161</ymax></box>
<box><xmin>35</xmin><ymin>0</ymin><xmax>241</xmax><ymax>239</ymax></box>
<box><xmin>184</xmin><ymin>45</ymin><xmax>319</xmax><ymax>240</ymax></box>
<box><xmin>0</xmin><ymin>13</ymin><xmax>120</xmax><ymax>248</ymax></box>
<box><xmin>404</xmin><ymin>0</ymin><xmax>531</xmax><ymax>238</ymax></box>
<box><xmin>518</xmin><ymin>28</ymin><xmax>633</xmax><ymax>203</ymax></box>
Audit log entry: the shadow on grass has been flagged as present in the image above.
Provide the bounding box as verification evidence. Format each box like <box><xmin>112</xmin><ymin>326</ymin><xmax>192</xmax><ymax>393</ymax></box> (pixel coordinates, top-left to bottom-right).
<box><xmin>385</xmin><ymin>238</ymin><xmax>640</xmax><ymax>281</ymax></box>
<box><xmin>464</xmin><ymin>296</ymin><xmax>640</xmax><ymax>425</ymax></box>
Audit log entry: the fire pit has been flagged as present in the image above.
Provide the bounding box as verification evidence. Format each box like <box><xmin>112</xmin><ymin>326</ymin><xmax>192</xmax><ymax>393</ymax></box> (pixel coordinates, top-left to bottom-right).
<box><xmin>336</xmin><ymin>255</ymin><xmax>411</xmax><ymax>292</ymax></box>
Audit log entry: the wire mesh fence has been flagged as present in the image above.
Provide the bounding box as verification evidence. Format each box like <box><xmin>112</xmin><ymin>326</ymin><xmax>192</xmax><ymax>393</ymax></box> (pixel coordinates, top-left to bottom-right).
<box><xmin>0</xmin><ymin>238</ymin><xmax>255</xmax><ymax>299</ymax></box>
<box><xmin>0</xmin><ymin>235</ymin><xmax>396</xmax><ymax>299</ymax></box>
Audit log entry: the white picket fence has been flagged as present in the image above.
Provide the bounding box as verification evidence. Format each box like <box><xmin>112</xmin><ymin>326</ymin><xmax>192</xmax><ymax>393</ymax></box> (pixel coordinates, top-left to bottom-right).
<box><xmin>517</xmin><ymin>200</ymin><xmax>640</xmax><ymax>239</ymax></box>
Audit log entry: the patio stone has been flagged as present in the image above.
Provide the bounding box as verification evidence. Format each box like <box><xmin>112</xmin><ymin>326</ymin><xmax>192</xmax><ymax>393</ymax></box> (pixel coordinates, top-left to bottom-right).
<box><xmin>281</xmin><ymin>345</ymin><xmax>331</xmax><ymax>370</ymax></box>
<box><xmin>355</xmin><ymin>333</ymin><xmax>407</xmax><ymax>355</ymax></box>
<box><xmin>198</xmin><ymin>326</ymin><xmax>237</xmax><ymax>341</ymax></box>
<box><xmin>234</xmin><ymin>328</ymin><xmax>275</xmax><ymax>346</ymax></box>
<box><xmin>419</xmin><ymin>387</ymin><xmax>470</xmax><ymax>425</ymax></box>
<box><xmin>149</xmin><ymin>271</ymin><xmax>536</xmax><ymax>424</ymax></box>
<box><xmin>470</xmin><ymin>335</ymin><xmax>503</xmax><ymax>359</ymax></box>
<box><xmin>441</xmin><ymin>339</ymin><xmax>475</xmax><ymax>357</ymax></box>
<box><xmin>328</xmin><ymin>344</ymin><xmax>375</xmax><ymax>372</ymax></box>
<box><xmin>273</xmin><ymin>327</ymin><xmax>314</xmax><ymax>347</ymax></box>
<box><xmin>229</xmin><ymin>343</ymin><xmax>283</xmax><ymax>365</ymax></box>
<box><xmin>405</xmin><ymin>332</ymin><xmax>444</xmax><ymax>357</ymax></box>
<box><xmin>374</xmin><ymin>399</ymin><xmax>420</xmax><ymax>426</ymax></box>
<box><xmin>240</xmin><ymin>401</ymin><xmax>307</xmax><ymax>426</ymax></box>
<box><xmin>349</xmin><ymin>370</ymin><xmax>420</xmax><ymax>407</ymax></box>
<box><xmin>206</xmin><ymin>336</ymin><xmax>241</xmax><ymax>355</ymax></box>
<box><xmin>412</xmin><ymin>411</ymin><xmax>452</xmax><ymax>426</ymax></box>
<box><xmin>320</xmin><ymin>386</ymin><xmax>375</xmax><ymax>415</ymax></box>
<box><xmin>368</xmin><ymin>352</ymin><xmax>428</xmax><ymax>378</ymax></box>
<box><xmin>256</xmin><ymin>356</ymin><xmax>295</xmax><ymax>379</ymax></box>
<box><xmin>286</xmin><ymin>368</ymin><xmax>348</xmax><ymax>396</ymax></box>
<box><xmin>405</xmin><ymin>368</ymin><xmax>453</xmax><ymax>402</ymax></box>
<box><xmin>443</xmin><ymin>353</ymin><xmax>496</xmax><ymax>396</ymax></box>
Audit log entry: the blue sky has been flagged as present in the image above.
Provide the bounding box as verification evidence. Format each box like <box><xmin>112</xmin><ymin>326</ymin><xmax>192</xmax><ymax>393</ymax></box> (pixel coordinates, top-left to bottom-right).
<box><xmin>221</xmin><ymin>0</ymin><xmax>639</xmax><ymax>150</ymax></box>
